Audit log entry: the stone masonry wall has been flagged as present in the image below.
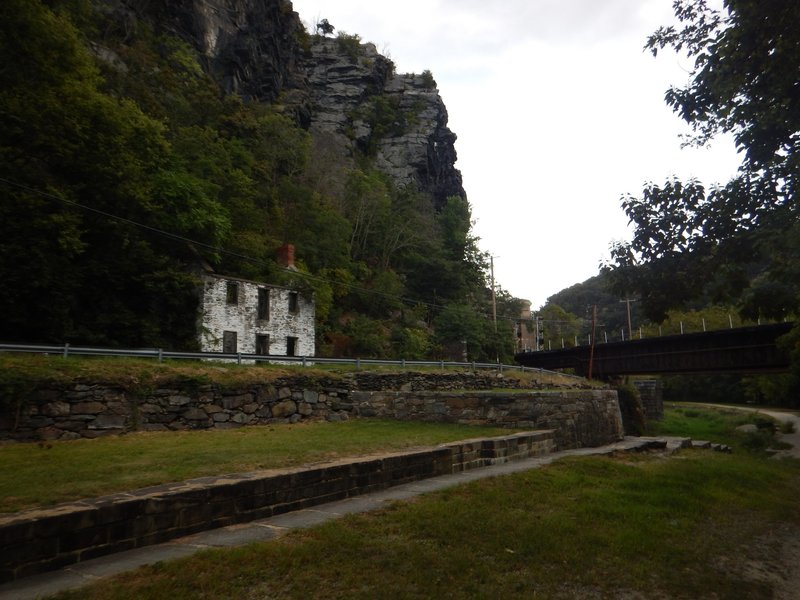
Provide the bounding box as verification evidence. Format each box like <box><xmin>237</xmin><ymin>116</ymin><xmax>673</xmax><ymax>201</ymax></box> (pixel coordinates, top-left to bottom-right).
<box><xmin>633</xmin><ymin>379</ymin><xmax>663</xmax><ymax>420</ymax></box>
<box><xmin>1</xmin><ymin>375</ymin><xmax>621</xmax><ymax>450</ymax></box>
<box><xmin>345</xmin><ymin>390</ymin><xmax>623</xmax><ymax>450</ymax></box>
<box><xmin>0</xmin><ymin>431</ymin><xmax>554</xmax><ymax>582</ymax></box>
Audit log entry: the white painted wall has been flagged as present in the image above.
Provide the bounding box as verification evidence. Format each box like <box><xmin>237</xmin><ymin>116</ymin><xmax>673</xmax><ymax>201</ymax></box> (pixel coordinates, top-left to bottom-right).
<box><xmin>198</xmin><ymin>275</ymin><xmax>315</xmax><ymax>357</ymax></box>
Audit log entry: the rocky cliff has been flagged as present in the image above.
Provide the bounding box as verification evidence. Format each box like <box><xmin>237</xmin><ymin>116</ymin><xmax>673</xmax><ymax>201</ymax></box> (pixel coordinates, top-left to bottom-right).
<box><xmin>124</xmin><ymin>0</ymin><xmax>465</xmax><ymax>207</ymax></box>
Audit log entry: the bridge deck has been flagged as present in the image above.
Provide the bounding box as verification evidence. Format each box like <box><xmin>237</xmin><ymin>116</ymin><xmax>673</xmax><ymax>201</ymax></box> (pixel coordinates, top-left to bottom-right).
<box><xmin>515</xmin><ymin>322</ymin><xmax>793</xmax><ymax>378</ymax></box>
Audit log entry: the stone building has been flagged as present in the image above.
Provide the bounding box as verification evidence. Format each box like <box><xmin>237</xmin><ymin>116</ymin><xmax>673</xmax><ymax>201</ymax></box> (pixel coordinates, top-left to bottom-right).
<box><xmin>198</xmin><ymin>271</ymin><xmax>315</xmax><ymax>358</ymax></box>
<box><xmin>515</xmin><ymin>300</ymin><xmax>538</xmax><ymax>352</ymax></box>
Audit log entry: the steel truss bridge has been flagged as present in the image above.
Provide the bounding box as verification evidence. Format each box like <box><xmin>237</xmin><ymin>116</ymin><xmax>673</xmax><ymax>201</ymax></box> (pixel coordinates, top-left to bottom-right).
<box><xmin>514</xmin><ymin>322</ymin><xmax>794</xmax><ymax>379</ymax></box>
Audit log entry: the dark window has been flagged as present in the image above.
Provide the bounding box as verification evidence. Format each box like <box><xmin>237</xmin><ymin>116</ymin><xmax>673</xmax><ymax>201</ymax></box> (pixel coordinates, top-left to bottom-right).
<box><xmin>257</xmin><ymin>288</ymin><xmax>269</xmax><ymax>320</ymax></box>
<box><xmin>288</xmin><ymin>291</ymin><xmax>299</xmax><ymax>313</ymax></box>
<box><xmin>222</xmin><ymin>330</ymin><xmax>237</xmax><ymax>353</ymax></box>
<box><xmin>226</xmin><ymin>281</ymin><xmax>239</xmax><ymax>305</ymax></box>
<box><xmin>256</xmin><ymin>334</ymin><xmax>269</xmax><ymax>356</ymax></box>
<box><xmin>286</xmin><ymin>336</ymin><xmax>297</xmax><ymax>357</ymax></box>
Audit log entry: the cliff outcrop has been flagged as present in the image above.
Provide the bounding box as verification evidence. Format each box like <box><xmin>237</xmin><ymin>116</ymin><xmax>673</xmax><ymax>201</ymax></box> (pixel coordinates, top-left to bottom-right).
<box><xmin>304</xmin><ymin>37</ymin><xmax>464</xmax><ymax>208</ymax></box>
<box><xmin>123</xmin><ymin>0</ymin><xmax>465</xmax><ymax>206</ymax></box>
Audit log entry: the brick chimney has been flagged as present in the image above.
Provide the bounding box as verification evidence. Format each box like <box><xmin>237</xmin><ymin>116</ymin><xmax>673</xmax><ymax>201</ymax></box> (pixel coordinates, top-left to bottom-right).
<box><xmin>277</xmin><ymin>243</ymin><xmax>296</xmax><ymax>270</ymax></box>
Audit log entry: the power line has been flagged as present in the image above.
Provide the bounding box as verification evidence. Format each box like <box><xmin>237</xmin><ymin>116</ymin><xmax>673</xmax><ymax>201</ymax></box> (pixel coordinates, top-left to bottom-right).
<box><xmin>0</xmin><ymin>176</ymin><xmax>529</xmax><ymax>325</ymax></box>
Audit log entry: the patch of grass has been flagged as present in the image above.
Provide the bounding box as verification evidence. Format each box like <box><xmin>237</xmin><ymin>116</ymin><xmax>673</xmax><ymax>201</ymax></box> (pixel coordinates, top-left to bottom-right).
<box><xmin>0</xmin><ymin>420</ymin><xmax>512</xmax><ymax>513</ymax></box>
<box><xmin>0</xmin><ymin>353</ymin><xmax>584</xmax><ymax>392</ymax></box>
<box><xmin>49</xmin><ymin>452</ymin><xmax>800</xmax><ymax>600</ymax></box>
<box><xmin>649</xmin><ymin>404</ymin><xmax>785</xmax><ymax>453</ymax></box>
<box><xmin>0</xmin><ymin>353</ymin><xmax>341</xmax><ymax>389</ymax></box>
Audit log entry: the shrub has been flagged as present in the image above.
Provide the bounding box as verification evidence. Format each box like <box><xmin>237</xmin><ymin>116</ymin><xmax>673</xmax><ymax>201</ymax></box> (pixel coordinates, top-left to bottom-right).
<box><xmin>336</xmin><ymin>31</ymin><xmax>361</xmax><ymax>62</ymax></box>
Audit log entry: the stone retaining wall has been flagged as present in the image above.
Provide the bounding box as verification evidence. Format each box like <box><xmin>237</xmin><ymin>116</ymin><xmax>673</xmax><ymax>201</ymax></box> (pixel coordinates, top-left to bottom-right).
<box><xmin>1</xmin><ymin>377</ymin><xmax>622</xmax><ymax>450</ymax></box>
<box><xmin>346</xmin><ymin>389</ymin><xmax>624</xmax><ymax>450</ymax></box>
<box><xmin>633</xmin><ymin>379</ymin><xmax>664</xmax><ymax>420</ymax></box>
<box><xmin>0</xmin><ymin>431</ymin><xmax>554</xmax><ymax>582</ymax></box>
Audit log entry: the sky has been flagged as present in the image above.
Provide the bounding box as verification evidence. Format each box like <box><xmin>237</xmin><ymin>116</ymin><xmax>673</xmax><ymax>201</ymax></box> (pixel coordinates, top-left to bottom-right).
<box><xmin>290</xmin><ymin>0</ymin><xmax>741</xmax><ymax>308</ymax></box>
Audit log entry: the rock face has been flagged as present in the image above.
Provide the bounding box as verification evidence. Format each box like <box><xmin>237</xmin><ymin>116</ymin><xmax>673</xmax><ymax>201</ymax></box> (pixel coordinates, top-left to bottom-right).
<box><xmin>159</xmin><ymin>0</ymin><xmax>307</xmax><ymax>104</ymax></box>
<box><xmin>130</xmin><ymin>0</ymin><xmax>466</xmax><ymax>207</ymax></box>
<box><xmin>304</xmin><ymin>37</ymin><xmax>465</xmax><ymax>208</ymax></box>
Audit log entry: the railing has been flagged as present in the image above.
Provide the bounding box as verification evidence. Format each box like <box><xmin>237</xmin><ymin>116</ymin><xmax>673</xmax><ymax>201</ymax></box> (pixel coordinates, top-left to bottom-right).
<box><xmin>0</xmin><ymin>342</ymin><xmax>581</xmax><ymax>379</ymax></box>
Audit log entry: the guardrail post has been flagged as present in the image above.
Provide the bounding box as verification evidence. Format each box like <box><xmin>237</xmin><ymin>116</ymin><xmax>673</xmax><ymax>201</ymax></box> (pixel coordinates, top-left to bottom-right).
<box><xmin>401</xmin><ymin>359</ymin><xmax>406</xmax><ymax>369</ymax></box>
<box><xmin>63</xmin><ymin>343</ymin><xmax>69</xmax><ymax>359</ymax></box>
<box><xmin>356</xmin><ymin>357</ymin><xmax>361</xmax><ymax>371</ymax></box>
<box><xmin>302</xmin><ymin>356</ymin><xmax>307</xmax><ymax>367</ymax></box>
<box><xmin>237</xmin><ymin>353</ymin><xmax>242</xmax><ymax>365</ymax></box>
<box><xmin>440</xmin><ymin>360</ymin><xmax>444</xmax><ymax>370</ymax></box>
<box><xmin>158</xmin><ymin>348</ymin><xmax>163</xmax><ymax>363</ymax></box>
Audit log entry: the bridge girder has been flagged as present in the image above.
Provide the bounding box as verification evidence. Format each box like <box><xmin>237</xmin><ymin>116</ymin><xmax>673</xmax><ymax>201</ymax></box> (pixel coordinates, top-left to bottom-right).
<box><xmin>515</xmin><ymin>323</ymin><xmax>794</xmax><ymax>378</ymax></box>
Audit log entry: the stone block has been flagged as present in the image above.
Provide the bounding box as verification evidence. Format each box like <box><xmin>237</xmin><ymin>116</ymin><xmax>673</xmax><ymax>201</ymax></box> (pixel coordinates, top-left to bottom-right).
<box><xmin>168</xmin><ymin>396</ymin><xmax>192</xmax><ymax>406</ymax></box>
<box><xmin>70</xmin><ymin>401</ymin><xmax>106</xmax><ymax>414</ymax></box>
<box><xmin>41</xmin><ymin>401</ymin><xmax>70</xmax><ymax>417</ymax></box>
<box><xmin>272</xmin><ymin>400</ymin><xmax>297</xmax><ymax>418</ymax></box>
<box><xmin>182</xmin><ymin>408</ymin><xmax>209</xmax><ymax>421</ymax></box>
<box><xmin>302</xmin><ymin>390</ymin><xmax>319</xmax><ymax>404</ymax></box>
<box><xmin>222</xmin><ymin>395</ymin><xmax>250</xmax><ymax>410</ymax></box>
<box><xmin>88</xmin><ymin>415</ymin><xmax>126</xmax><ymax>430</ymax></box>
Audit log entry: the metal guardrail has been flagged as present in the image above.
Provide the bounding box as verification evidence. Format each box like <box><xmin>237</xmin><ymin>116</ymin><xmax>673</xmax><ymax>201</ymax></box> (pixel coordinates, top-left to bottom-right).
<box><xmin>0</xmin><ymin>343</ymin><xmax>582</xmax><ymax>379</ymax></box>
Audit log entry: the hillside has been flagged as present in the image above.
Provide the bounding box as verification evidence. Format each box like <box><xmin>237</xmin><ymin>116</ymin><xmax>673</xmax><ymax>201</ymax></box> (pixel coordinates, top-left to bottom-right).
<box><xmin>0</xmin><ymin>0</ymin><xmax>519</xmax><ymax>362</ymax></box>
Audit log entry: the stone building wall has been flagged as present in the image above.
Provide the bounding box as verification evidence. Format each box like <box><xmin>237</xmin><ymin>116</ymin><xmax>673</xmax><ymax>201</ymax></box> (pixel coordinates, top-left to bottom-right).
<box><xmin>632</xmin><ymin>379</ymin><xmax>663</xmax><ymax>420</ymax></box>
<box><xmin>199</xmin><ymin>274</ymin><xmax>315</xmax><ymax>357</ymax></box>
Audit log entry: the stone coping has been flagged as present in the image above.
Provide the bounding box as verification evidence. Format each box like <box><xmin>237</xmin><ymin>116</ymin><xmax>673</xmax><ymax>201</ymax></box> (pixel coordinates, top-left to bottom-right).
<box><xmin>0</xmin><ymin>430</ymin><xmax>555</xmax><ymax>582</ymax></box>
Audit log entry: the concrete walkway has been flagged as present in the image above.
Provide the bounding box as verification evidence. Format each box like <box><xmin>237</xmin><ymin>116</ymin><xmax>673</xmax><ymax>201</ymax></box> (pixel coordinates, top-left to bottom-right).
<box><xmin>0</xmin><ymin>436</ymin><xmax>685</xmax><ymax>600</ymax></box>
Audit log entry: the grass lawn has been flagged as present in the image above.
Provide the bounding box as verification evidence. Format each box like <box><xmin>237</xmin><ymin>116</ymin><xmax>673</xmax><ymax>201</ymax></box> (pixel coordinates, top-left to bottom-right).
<box><xmin>0</xmin><ymin>420</ymin><xmax>512</xmax><ymax>513</ymax></box>
<box><xmin>33</xmin><ymin>405</ymin><xmax>800</xmax><ymax>600</ymax></box>
<box><xmin>649</xmin><ymin>403</ymin><xmax>791</xmax><ymax>453</ymax></box>
<box><xmin>48</xmin><ymin>449</ymin><xmax>800</xmax><ymax>600</ymax></box>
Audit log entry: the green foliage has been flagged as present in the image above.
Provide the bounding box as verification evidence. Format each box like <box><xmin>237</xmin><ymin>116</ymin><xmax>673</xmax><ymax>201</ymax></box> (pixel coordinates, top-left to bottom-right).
<box><xmin>335</xmin><ymin>31</ymin><xmax>362</xmax><ymax>61</ymax></box>
<box><xmin>420</xmin><ymin>69</ymin><xmax>436</xmax><ymax>89</ymax></box>
<box><xmin>0</xmin><ymin>0</ymin><xmax>516</xmax><ymax>360</ymax></box>
<box><xmin>538</xmin><ymin>303</ymin><xmax>583</xmax><ymax>349</ymax></box>
<box><xmin>603</xmin><ymin>1</ymin><xmax>800</xmax><ymax>326</ymax></box>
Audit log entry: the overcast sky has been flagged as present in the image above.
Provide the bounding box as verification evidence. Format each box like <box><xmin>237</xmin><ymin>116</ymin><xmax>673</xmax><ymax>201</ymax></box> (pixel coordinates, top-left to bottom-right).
<box><xmin>291</xmin><ymin>0</ymin><xmax>741</xmax><ymax>308</ymax></box>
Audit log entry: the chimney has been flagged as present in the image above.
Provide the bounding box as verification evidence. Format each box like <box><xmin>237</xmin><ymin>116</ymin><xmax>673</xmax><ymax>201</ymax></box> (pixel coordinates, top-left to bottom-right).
<box><xmin>277</xmin><ymin>243</ymin><xmax>296</xmax><ymax>270</ymax></box>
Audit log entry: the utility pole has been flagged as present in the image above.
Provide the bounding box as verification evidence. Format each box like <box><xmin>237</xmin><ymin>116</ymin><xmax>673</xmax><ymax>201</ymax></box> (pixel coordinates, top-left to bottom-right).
<box><xmin>619</xmin><ymin>297</ymin><xmax>638</xmax><ymax>340</ymax></box>
<box><xmin>490</xmin><ymin>255</ymin><xmax>497</xmax><ymax>333</ymax></box>
<box><xmin>490</xmin><ymin>255</ymin><xmax>498</xmax><ymax>363</ymax></box>
<box><xmin>588</xmin><ymin>305</ymin><xmax>597</xmax><ymax>380</ymax></box>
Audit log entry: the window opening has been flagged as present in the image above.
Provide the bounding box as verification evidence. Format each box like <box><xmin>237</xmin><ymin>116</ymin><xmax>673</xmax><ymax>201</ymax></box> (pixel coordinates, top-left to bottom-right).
<box><xmin>256</xmin><ymin>334</ymin><xmax>269</xmax><ymax>356</ymax></box>
<box><xmin>257</xmin><ymin>288</ymin><xmax>269</xmax><ymax>320</ymax></box>
<box><xmin>288</xmin><ymin>291</ymin><xmax>299</xmax><ymax>313</ymax></box>
<box><xmin>222</xmin><ymin>330</ymin><xmax>238</xmax><ymax>353</ymax></box>
<box><xmin>226</xmin><ymin>281</ymin><xmax>239</xmax><ymax>305</ymax></box>
<box><xmin>286</xmin><ymin>336</ymin><xmax>298</xmax><ymax>357</ymax></box>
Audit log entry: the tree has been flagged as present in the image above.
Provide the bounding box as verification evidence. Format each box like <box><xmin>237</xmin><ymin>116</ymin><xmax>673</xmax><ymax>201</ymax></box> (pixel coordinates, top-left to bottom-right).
<box><xmin>316</xmin><ymin>18</ymin><xmax>334</xmax><ymax>36</ymax></box>
<box><xmin>603</xmin><ymin>0</ymin><xmax>800</xmax><ymax>323</ymax></box>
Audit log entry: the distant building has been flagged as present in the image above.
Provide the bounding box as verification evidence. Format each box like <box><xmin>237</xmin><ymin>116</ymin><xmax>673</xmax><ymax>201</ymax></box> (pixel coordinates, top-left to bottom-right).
<box><xmin>515</xmin><ymin>300</ymin><xmax>537</xmax><ymax>352</ymax></box>
<box><xmin>197</xmin><ymin>245</ymin><xmax>315</xmax><ymax>357</ymax></box>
